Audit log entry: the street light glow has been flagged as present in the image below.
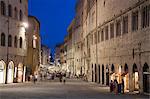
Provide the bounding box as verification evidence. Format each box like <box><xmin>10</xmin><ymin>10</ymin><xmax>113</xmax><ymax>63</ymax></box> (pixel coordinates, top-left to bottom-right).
<box><xmin>22</xmin><ymin>22</ymin><xmax>29</xmax><ymax>28</ymax></box>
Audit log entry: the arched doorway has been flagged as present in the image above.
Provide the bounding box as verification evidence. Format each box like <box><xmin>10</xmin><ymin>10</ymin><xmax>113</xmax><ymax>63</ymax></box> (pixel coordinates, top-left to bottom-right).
<box><xmin>0</xmin><ymin>60</ymin><xmax>6</xmax><ymax>84</ymax></box>
<box><xmin>17</xmin><ymin>63</ymin><xmax>23</xmax><ymax>83</ymax></box>
<box><xmin>106</xmin><ymin>65</ymin><xmax>109</xmax><ymax>86</ymax></box>
<box><xmin>143</xmin><ymin>63</ymin><xmax>150</xmax><ymax>93</ymax></box>
<box><xmin>98</xmin><ymin>65</ymin><xmax>100</xmax><ymax>83</ymax></box>
<box><xmin>122</xmin><ymin>64</ymin><xmax>129</xmax><ymax>92</ymax></box>
<box><xmin>102</xmin><ymin>64</ymin><xmax>104</xmax><ymax>84</ymax></box>
<box><xmin>7</xmin><ymin>61</ymin><xmax>14</xmax><ymax>83</ymax></box>
<box><xmin>132</xmin><ymin>63</ymin><xmax>139</xmax><ymax>91</ymax></box>
<box><xmin>110</xmin><ymin>64</ymin><xmax>115</xmax><ymax>81</ymax></box>
<box><xmin>92</xmin><ymin>64</ymin><xmax>93</xmax><ymax>82</ymax></box>
<box><xmin>95</xmin><ymin>64</ymin><xmax>97</xmax><ymax>82</ymax></box>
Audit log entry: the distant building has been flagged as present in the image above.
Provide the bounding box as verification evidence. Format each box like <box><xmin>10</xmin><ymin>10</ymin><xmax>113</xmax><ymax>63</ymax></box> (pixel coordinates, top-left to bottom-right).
<box><xmin>41</xmin><ymin>45</ymin><xmax>51</xmax><ymax>66</ymax></box>
<box><xmin>0</xmin><ymin>0</ymin><xmax>28</xmax><ymax>83</ymax></box>
<box><xmin>26</xmin><ymin>16</ymin><xmax>41</xmax><ymax>77</ymax></box>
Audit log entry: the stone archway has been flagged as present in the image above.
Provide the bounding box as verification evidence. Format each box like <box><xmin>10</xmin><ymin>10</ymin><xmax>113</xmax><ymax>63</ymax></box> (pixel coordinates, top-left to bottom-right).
<box><xmin>95</xmin><ymin>64</ymin><xmax>97</xmax><ymax>82</ymax></box>
<box><xmin>143</xmin><ymin>63</ymin><xmax>150</xmax><ymax>93</ymax></box>
<box><xmin>17</xmin><ymin>63</ymin><xmax>23</xmax><ymax>83</ymax></box>
<box><xmin>92</xmin><ymin>64</ymin><xmax>94</xmax><ymax>82</ymax></box>
<box><xmin>110</xmin><ymin>64</ymin><xmax>115</xmax><ymax>81</ymax></box>
<box><xmin>132</xmin><ymin>63</ymin><xmax>139</xmax><ymax>91</ymax></box>
<box><xmin>106</xmin><ymin>65</ymin><xmax>109</xmax><ymax>86</ymax></box>
<box><xmin>123</xmin><ymin>63</ymin><xmax>129</xmax><ymax>92</ymax></box>
<box><xmin>7</xmin><ymin>61</ymin><xmax>14</xmax><ymax>83</ymax></box>
<box><xmin>0</xmin><ymin>60</ymin><xmax>6</xmax><ymax>84</ymax></box>
<box><xmin>102</xmin><ymin>64</ymin><xmax>104</xmax><ymax>84</ymax></box>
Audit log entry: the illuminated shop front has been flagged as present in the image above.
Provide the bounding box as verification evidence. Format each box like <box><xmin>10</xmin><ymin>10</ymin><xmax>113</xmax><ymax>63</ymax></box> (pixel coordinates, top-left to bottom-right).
<box><xmin>0</xmin><ymin>61</ymin><xmax>6</xmax><ymax>84</ymax></box>
<box><xmin>110</xmin><ymin>64</ymin><xmax>115</xmax><ymax>81</ymax></box>
<box><xmin>7</xmin><ymin>61</ymin><xmax>14</xmax><ymax>83</ymax></box>
<box><xmin>122</xmin><ymin>64</ymin><xmax>129</xmax><ymax>92</ymax></box>
<box><xmin>143</xmin><ymin>63</ymin><xmax>150</xmax><ymax>93</ymax></box>
<box><xmin>132</xmin><ymin>64</ymin><xmax>139</xmax><ymax>91</ymax></box>
<box><xmin>17</xmin><ymin>63</ymin><xmax>23</xmax><ymax>83</ymax></box>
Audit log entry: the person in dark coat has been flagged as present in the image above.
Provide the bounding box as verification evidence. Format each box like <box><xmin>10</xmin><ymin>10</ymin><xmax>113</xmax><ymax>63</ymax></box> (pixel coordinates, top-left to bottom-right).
<box><xmin>110</xmin><ymin>80</ymin><xmax>114</xmax><ymax>92</ymax></box>
<box><xmin>122</xmin><ymin>79</ymin><xmax>124</xmax><ymax>94</ymax></box>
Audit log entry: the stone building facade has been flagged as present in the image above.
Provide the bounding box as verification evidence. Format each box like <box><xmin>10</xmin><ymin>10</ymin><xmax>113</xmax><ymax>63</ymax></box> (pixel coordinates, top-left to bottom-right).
<box><xmin>66</xmin><ymin>0</ymin><xmax>150</xmax><ymax>93</ymax></box>
<box><xmin>26</xmin><ymin>16</ymin><xmax>41</xmax><ymax>77</ymax></box>
<box><xmin>0</xmin><ymin>0</ymin><xmax>28</xmax><ymax>83</ymax></box>
<box><xmin>41</xmin><ymin>45</ymin><xmax>50</xmax><ymax>66</ymax></box>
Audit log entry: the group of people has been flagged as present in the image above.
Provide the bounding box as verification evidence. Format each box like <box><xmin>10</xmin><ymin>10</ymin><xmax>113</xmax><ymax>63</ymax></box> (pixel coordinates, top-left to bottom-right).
<box><xmin>110</xmin><ymin>79</ymin><xmax>124</xmax><ymax>94</ymax></box>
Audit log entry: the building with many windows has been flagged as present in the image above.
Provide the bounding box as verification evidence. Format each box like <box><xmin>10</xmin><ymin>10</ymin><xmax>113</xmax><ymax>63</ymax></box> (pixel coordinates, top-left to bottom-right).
<box><xmin>65</xmin><ymin>0</ymin><xmax>150</xmax><ymax>94</ymax></box>
<box><xmin>0</xmin><ymin>0</ymin><xmax>28</xmax><ymax>83</ymax></box>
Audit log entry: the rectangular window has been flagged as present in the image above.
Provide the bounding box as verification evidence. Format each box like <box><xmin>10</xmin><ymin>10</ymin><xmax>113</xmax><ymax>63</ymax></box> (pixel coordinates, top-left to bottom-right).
<box><xmin>94</xmin><ymin>32</ymin><xmax>97</xmax><ymax>44</ymax></box>
<box><xmin>110</xmin><ymin>23</ymin><xmax>114</xmax><ymax>39</ymax></box>
<box><xmin>91</xmin><ymin>34</ymin><xmax>93</xmax><ymax>45</ymax></box>
<box><xmin>116</xmin><ymin>20</ymin><xmax>121</xmax><ymax>37</ymax></box>
<box><xmin>132</xmin><ymin>11</ymin><xmax>138</xmax><ymax>31</ymax></box>
<box><xmin>105</xmin><ymin>26</ymin><xmax>109</xmax><ymax>40</ymax></box>
<box><xmin>142</xmin><ymin>6</ymin><xmax>149</xmax><ymax>28</ymax></box>
<box><xmin>123</xmin><ymin>16</ymin><xmax>128</xmax><ymax>34</ymax></box>
<box><xmin>101</xmin><ymin>29</ymin><xmax>104</xmax><ymax>41</ymax></box>
<box><xmin>98</xmin><ymin>31</ymin><xmax>100</xmax><ymax>43</ymax></box>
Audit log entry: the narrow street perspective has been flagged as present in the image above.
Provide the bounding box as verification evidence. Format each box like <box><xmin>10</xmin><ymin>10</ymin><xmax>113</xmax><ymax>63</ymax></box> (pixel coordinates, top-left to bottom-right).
<box><xmin>0</xmin><ymin>0</ymin><xmax>150</xmax><ymax>99</ymax></box>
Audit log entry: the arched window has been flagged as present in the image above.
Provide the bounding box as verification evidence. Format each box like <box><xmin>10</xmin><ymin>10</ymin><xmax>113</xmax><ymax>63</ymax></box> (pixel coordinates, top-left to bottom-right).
<box><xmin>8</xmin><ymin>4</ymin><xmax>12</xmax><ymax>17</ymax></box>
<box><xmin>19</xmin><ymin>37</ymin><xmax>22</xmax><ymax>48</ymax></box>
<box><xmin>8</xmin><ymin>35</ymin><xmax>12</xmax><ymax>47</ymax></box>
<box><xmin>19</xmin><ymin>10</ymin><xmax>23</xmax><ymax>21</ymax></box>
<box><xmin>1</xmin><ymin>1</ymin><xmax>6</xmax><ymax>15</ymax></box>
<box><xmin>14</xmin><ymin>7</ymin><xmax>18</xmax><ymax>19</ymax></box>
<box><xmin>14</xmin><ymin>36</ymin><xmax>17</xmax><ymax>48</ymax></box>
<box><xmin>1</xmin><ymin>33</ymin><xmax>5</xmax><ymax>46</ymax></box>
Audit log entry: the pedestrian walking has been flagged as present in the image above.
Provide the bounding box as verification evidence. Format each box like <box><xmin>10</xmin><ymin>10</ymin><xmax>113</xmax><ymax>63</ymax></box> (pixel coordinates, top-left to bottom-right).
<box><xmin>114</xmin><ymin>79</ymin><xmax>118</xmax><ymax>94</ymax></box>
<box><xmin>110</xmin><ymin>80</ymin><xmax>113</xmax><ymax>92</ymax></box>
<box><xmin>59</xmin><ymin>73</ymin><xmax>62</xmax><ymax>82</ymax></box>
<box><xmin>122</xmin><ymin>79</ymin><xmax>124</xmax><ymax>94</ymax></box>
<box><xmin>62</xmin><ymin>74</ymin><xmax>66</xmax><ymax>84</ymax></box>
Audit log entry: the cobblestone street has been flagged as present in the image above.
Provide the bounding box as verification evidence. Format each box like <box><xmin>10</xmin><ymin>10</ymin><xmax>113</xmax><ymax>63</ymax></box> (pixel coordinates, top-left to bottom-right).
<box><xmin>0</xmin><ymin>79</ymin><xmax>149</xmax><ymax>99</ymax></box>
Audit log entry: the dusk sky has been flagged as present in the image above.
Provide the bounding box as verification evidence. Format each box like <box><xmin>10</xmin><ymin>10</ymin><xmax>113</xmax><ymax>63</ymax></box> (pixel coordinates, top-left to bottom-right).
<box><xmin>28</xmin><ymin>0</ymin><xmax>77</xmax><ymax>53</ymax></box>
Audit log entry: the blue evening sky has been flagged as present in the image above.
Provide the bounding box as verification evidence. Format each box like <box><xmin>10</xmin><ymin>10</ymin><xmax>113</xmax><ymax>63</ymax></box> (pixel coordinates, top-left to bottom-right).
<box><xmin>28</xmin><ymin>0</ymin><xmax>76</xmax><ymax>53</ymax></box>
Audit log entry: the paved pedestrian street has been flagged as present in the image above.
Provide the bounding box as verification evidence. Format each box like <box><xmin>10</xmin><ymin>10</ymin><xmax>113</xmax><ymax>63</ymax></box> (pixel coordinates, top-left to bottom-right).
<box><xmin>0</xmin><ymin>79</ymin><xmax>149</xmax><ymax>99</ymax></box>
